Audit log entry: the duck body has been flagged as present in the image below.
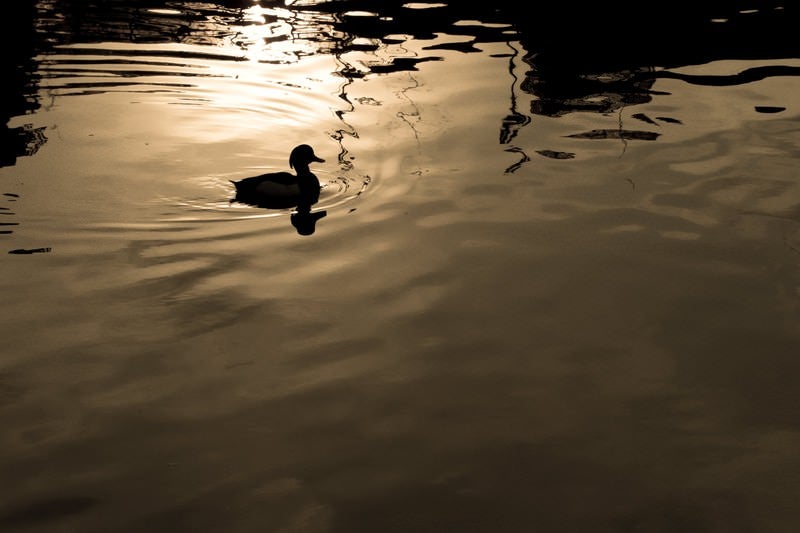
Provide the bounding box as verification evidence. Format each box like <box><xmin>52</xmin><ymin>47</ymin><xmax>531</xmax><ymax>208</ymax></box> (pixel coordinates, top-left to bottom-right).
<box><xmin>231</xmin><ymin>144</ymin><xmax>324</xmax><ymax>210</ymax></box>
<box><xmin>232</xmin><ymin>171</ymin><xmax>316</xmax><ymax>209</ymax></box>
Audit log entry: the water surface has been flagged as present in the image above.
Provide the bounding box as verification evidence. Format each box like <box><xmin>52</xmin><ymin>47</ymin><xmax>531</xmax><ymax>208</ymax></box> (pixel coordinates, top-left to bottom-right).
<box><xmin>1</xmin><ymin>1</ymin><xmax>800</xmax><ymax>532</ymax></box>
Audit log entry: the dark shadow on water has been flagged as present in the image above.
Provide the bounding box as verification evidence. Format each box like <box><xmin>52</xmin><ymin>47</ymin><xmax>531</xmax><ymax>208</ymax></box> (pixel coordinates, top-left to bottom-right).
<box><xmin>8</xmin><ymin>246</ymin><xmax>52</xmax><ymax>254</ymax></box>
<box><xmin>0</xmin><ymin>1</ymin><xmax>45</xmax><ymax>167</ymax></box>
<box><xmin>0</xmin><ymin>192</ymin><xmax>19</xmax><ymax>236</ymax></box>
<box><xmin>512</xmin><ymin>1</ymin><xmax>797</xmax><ymax>124</ymax></box>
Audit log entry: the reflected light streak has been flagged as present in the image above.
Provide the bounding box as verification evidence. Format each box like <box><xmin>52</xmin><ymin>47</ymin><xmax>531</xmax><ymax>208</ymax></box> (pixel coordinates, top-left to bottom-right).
<box><xmin>234</xmin><ymin>4</ymin><xmax>339</xmax><ymax>63</ymax></box>
<box><xmin>341</xmin><ymin>11</ymin><xmax>379</xmax><ymax>18</ymax></box>
<box><xmin>147</xmin><ymin>8</ymin><xmax>183</xmax><ymax>16</ymax></box>
<box><xmin>402</xmin><ymin>3</ymin><xmax>448</xmax><ymax>9</ymax></box>
<box><xmin>453</xmin><ymin>20</ymin><xmax>512</xmax><ymax>29</ymax></box>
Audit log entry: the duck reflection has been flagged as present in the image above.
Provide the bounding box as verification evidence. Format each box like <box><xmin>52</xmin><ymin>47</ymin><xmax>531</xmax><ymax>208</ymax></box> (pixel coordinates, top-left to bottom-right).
<box><xmin>291</xmin><ymin>208</ymin><xmax>327</xmax><ymax>236</ymax></box>
<box><xmin>230</xmin><ymin>144</ymin><xmax>327</xmax><ymax>235</ymax></box>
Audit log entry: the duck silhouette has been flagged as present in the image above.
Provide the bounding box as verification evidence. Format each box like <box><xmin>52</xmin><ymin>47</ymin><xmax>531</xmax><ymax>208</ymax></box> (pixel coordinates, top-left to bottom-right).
<box><xmin>230</xmin><ymin>144</ymin><xmax>325</xmax><ymax>210</ymax></box>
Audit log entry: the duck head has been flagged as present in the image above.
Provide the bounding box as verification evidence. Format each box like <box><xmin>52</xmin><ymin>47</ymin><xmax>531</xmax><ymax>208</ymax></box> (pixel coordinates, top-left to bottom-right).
<box><xmin>290</xmin><ymin>144</ymin><xmax>325</xmax><ymax>169</ymax></box>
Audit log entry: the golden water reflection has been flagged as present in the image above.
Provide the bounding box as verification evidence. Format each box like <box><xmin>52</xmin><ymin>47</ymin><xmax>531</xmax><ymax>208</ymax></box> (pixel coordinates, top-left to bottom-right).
<box><xmin>1</xmin><ymin>2</ymin><xmax>800</xmax><ymax>532</ymax></box>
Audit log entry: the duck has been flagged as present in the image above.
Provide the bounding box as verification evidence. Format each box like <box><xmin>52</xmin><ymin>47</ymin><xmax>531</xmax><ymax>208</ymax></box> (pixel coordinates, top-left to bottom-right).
<box><xmin>230</xmin><ymin>144</ymin><xmax>325</xmax><ymax>210</ymax></box>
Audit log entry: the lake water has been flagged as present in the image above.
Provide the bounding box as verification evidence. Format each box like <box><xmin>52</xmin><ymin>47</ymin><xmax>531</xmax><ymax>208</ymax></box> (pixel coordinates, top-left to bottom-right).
<box><xmin>2</xmin><ymin>1</ymin><xmax>800</xmax><ymax>531</ymax></box>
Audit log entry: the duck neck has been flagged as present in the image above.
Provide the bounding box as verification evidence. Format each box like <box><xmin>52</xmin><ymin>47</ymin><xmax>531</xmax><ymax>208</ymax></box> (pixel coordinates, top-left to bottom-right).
<box><xmin>294</xmin><ymin>163</ymin><xmax>313</xmax><ymax>177</ymax></box>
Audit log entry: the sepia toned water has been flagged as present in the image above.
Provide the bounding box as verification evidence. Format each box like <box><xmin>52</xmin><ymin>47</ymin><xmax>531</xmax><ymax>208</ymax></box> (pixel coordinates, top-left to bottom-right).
<box><xmin>1</xmin><ymin>1</ymin><xmax>799</xmax><ymax>531</ymax></box>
